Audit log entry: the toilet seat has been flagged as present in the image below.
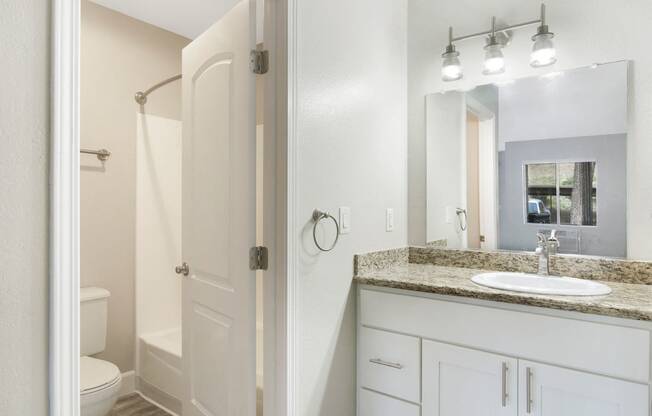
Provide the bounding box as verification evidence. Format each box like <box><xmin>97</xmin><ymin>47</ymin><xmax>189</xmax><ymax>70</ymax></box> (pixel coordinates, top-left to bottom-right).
<box><xmin>80</xmin><ymin>356</ymin><xmax>121</xmax><ymax>396</ymax></box>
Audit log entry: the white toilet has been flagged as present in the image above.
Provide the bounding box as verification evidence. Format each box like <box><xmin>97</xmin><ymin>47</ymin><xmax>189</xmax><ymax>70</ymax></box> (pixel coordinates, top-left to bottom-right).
<box><xmin>80</xmin><ymin>287</ymin><xmax>122</xmax><ymax>416</ymax></box>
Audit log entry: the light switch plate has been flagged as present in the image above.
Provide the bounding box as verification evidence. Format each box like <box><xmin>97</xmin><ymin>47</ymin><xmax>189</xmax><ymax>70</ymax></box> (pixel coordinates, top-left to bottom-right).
<box><xmin>386</xmin><ymin>208</ymin><xmax>394</xmax><ymax>232</ymax></box>
<box><xmin>339</xmin><ymin>207</ymin><xmax>351</xmax><ymax>234</ymax></box>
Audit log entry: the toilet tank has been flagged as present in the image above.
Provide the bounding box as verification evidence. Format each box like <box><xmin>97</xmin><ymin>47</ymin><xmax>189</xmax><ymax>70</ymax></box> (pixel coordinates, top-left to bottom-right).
<box><xmin>80</xmin><ymin>287</ymin><xmax>111</xmax><ymax>356</ymax></box>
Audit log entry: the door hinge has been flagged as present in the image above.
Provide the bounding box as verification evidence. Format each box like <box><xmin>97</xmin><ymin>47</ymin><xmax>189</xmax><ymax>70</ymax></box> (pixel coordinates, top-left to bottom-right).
<box><xmin>250</xmin><ymin>49</ymin><xmax>269</xmax><ymax>74</ymax></box>
<box><xmin>249</xmin><ymin>246</ymin><xmax>269</xmax><ymax>270</ymax></box>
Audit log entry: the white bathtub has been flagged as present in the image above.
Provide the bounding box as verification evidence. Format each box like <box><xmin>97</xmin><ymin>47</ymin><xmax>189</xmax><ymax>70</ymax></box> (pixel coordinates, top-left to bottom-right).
<box><xmin>139</xmin><ymin>326</ymin><xmax>264</xmax><ymax>415</ymax></box>
<box><xmin>139</xmin><ymin>328</ymin><xmax>182</xmax><ymax>405</ymax></box>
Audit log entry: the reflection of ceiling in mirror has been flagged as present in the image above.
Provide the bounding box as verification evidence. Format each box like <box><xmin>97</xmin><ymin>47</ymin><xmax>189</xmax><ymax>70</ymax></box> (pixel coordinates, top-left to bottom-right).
<box><xmin>496</xmin><ymin>61</ymin><xmax>628</xmax><ymax>150</ymax></box>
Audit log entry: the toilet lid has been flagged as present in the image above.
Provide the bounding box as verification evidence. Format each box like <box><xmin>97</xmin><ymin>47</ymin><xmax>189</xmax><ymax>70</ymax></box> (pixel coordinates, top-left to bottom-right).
<box><xmin>80</xmin><ymin>356</ymin><xmax>121</xmax><ymax>394</ymax></box>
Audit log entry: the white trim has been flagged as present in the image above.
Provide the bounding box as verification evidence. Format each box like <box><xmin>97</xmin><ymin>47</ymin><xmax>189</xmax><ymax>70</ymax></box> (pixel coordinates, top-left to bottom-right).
<box><xmin>285</xmin><ymin>0</ymin><xmax>297</xmax><ymax>414</ymax></box>
<box><xmin>118</xmin><ymin>371</ymin><xmax>136</xmax><ymax>397</ymax></box>
<box><xmin>50</xmin><ymin>1</ymin><xmax>80</xmax><ymax>416</ymax></box>
<box><xmin>478</xmin><ymin>117</ymin><xmax>498</xmax><ymax>250</ymax></box>
<box><xmin>459</xmin><ymin>95</ymin><xmax>468</xmax><ymax>248</ymax></box>
<box><xmin>465</xmin><ymin>95</ymin><xmax>493</xmax><ymax>121</ymax></box>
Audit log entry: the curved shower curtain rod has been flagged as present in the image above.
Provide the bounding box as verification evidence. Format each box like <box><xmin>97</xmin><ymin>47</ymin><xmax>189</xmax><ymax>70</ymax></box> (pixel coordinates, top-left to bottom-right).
<box><xmin>134</xmin><ymin>74</ymin><xmax>182</xmax><ymax>105</ymax></box>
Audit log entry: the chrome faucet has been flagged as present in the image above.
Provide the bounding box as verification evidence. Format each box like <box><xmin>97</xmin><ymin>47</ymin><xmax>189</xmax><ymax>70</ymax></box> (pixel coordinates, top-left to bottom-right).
<box><xmin>535</xmin><ymin>230</ymin><xmax>560</xmax><ymax>276</ymax></box>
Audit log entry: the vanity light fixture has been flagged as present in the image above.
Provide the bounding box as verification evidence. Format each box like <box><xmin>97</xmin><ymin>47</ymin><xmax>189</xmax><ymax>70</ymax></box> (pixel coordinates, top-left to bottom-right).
<box><xmin>530</xmin><ymin>4</ymin><xmax>556</xmax><ymax>68</ymax></box>
<box><xmin>441</xmin><ymin>2</ymin><xmax>557</xmax><ymax>81</ymax></box>
<box><xmin>483</xmin><ymin>17</ymin><xmax>506</xmax><ymax>75</ymax></box>
<box><xmin>441</xmin><ymin>27</ymin><xmax>463</xmax><ymax>81</ymax></box>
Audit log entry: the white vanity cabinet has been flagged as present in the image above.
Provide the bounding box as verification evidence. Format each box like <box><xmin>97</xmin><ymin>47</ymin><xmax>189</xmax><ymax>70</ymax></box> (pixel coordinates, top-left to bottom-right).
<box><xmin>357</xmin><ymin>287</ymin><xmax>651</xmax><ymax>416</ymax></box>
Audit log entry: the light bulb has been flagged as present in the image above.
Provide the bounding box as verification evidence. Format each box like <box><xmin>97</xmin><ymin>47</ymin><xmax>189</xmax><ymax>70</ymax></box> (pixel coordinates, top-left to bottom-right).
<box><xmin>530</xmin><ymin>32</ymin><xmax>556</xmax><ymax>67</ymax></box>
<box><xmin>442</xmin><ymin>49</ymin><xmax>462</xmax><ymax>81</ymax></box>
<box><xmin>483</xmin><ymin>43</ymin><xmax>505</xmax><ymax>75</ymax></box>
<box><xmin>530</xmin><ymin>4</ymin><xmax>557</xmax><ymax>68</ymax></box>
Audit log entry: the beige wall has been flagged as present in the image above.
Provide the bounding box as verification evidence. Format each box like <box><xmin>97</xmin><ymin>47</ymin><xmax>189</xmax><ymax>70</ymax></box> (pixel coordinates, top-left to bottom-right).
<box><xmin>0</xmin><ymin>0</ymin><xmax>50</xmax><ymax>414</ymax></box>
<box><xmin>81</xmin><ymin>0</ymin><xmax>189</xmax><ymax>372</ymax></box>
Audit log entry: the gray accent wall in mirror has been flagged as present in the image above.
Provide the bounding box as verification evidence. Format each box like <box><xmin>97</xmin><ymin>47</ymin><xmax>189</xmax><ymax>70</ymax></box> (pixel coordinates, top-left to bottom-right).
<box><xmin>425</xmin><ymin>61</ymin><xmax>628</xmax><ymax>257</ymax></box>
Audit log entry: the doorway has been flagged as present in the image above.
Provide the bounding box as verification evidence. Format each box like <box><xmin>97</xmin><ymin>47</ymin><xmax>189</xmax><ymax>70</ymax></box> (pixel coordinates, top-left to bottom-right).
<box><xmin>51</xmin><ymin>1</ymin><xmax>284</xmax><ymax>415</ymax></box>
<box><xmin>465</xmin><ymin>97</ymin><xmax>498</xmax><ymax>251</ymax></box>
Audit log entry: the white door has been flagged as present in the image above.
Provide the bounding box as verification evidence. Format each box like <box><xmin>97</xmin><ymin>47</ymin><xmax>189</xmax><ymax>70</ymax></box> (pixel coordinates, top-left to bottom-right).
<box><xmin>519</xmin><ymin>360</ymin><xmax>648</xmax><ymax>416</ymax></box>
<box><xmin>422</xmin><ymin>340</ymin><xmax>517</xmax><ymax>416</ymax></box>
<box><xmin>181</xmin><ymin>1</ymin><xmax>256</xmax><ymax>415</ymax></box>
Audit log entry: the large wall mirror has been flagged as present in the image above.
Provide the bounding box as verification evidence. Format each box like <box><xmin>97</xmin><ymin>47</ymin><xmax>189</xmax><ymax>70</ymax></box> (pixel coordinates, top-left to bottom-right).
<box><xmin>425</xmin><ymin>61</ymin><xmax>628</xmax><ymax>257</ymax></box>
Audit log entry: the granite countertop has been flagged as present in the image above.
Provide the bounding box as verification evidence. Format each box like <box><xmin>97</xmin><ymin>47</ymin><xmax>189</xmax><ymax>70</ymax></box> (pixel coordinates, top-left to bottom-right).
<box><xmin>354</xmin><ymin>248</ymin><xmax>652</xmax><ymax>321</ymax></box>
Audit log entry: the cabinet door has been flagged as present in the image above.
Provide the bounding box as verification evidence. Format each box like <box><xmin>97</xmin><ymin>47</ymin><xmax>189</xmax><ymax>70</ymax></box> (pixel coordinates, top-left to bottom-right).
<box><xmin>422</xmin><ymin>340</ymin><xmax>517</xmax><ymax>416</ymax></box>
<box><xmin>359</xmin><ymin>388</ymin><xmax>420</xmax><ymax>416</ymax></box>
<box><xmin>519</xmin><ymin>360</ymin><xmax>649</xmax><ymax>416</ymax></box>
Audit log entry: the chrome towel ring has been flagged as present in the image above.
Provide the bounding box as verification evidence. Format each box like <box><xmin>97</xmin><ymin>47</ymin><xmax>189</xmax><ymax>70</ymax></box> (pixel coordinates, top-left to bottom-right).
<box><xmin>312</xmin><ymin>209</ymin><xmax>340</xmax><ymax>252</ymax></box>
<box><xmin>456</xmin><ymin>207</ymin><xmax>468</xmax><ymax>231</ymax></box>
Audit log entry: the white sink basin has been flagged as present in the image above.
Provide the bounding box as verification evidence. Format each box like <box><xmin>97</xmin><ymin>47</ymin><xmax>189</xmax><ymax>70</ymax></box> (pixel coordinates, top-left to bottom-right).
<box><xmin>471</xmin><ymin>272</ymin><xmax>612</xmax><ymax>296</ymax></box>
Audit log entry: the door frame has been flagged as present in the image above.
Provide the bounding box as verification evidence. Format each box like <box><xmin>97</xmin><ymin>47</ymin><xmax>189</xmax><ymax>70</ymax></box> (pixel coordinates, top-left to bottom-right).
<box><xmin>465</xmin><ymin>95</ymin><xmax>498</xmax><ymax>251</ymax></box>
<box><xmin>49</xmin><ymin>1</ymin><xmax>288</xmax><ymax>415</ymax></box>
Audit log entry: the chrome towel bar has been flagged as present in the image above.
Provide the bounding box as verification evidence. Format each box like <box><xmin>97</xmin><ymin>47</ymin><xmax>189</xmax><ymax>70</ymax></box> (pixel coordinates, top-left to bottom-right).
<box><xmin>81</xmin><ymin>148</ymin><xmax>111</xmax><ymax>161</ymax></box>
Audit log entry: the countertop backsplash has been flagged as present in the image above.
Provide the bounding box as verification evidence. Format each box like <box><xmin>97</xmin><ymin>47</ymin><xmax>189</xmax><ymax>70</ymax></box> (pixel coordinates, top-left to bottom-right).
<box><xmin>355</xmin><ymin>247</ymin><xmax>652</xmax><ymax>285</ymax></box>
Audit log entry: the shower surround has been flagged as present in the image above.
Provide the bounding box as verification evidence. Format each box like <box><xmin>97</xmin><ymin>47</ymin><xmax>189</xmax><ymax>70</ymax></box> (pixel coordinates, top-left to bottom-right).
<box><xmin>135</xmin><ymin>113</ymin><xmax>183</xmax><ymax>413</ymax></box>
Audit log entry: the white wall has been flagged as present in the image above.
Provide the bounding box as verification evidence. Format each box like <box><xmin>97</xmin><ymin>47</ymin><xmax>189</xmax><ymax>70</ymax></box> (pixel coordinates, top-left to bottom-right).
<box><xmin>0</xmin><ymin>0</ymin><xmax>49</xmax><ymax>413</ymax></box>
<box><xmin>408</xmin><ymin>0</ymin><xmax>652</xmax><ymax>260</ymax></box>
<box><xmin>290</xmin><ymin>0</ymin><xmax>408</xmax><ymax>414</ymax></box>
<box><xmin>426</xmin><ymin>92</ymin><xmax>466</xmax><ymax>247</ymax></box>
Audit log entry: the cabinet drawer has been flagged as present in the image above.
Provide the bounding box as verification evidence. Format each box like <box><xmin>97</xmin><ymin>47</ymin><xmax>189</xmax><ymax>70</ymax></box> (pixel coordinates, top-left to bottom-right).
<box><xmin>359</xmin><ymin>388</ymin><xmax>420</xmax><ymax>416</ymax></box>
<box><xmin>359</xmin><ymin>326</ymin><xmax>420</xmax><ymax>403</ymax></box>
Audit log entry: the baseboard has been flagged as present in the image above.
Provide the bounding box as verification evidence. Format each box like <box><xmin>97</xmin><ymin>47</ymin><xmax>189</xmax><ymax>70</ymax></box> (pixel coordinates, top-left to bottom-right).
<box><xmin>137</xmin><ymin>376</ymin><xmax>182</xmax><ymax>416</ymax></box>
<box><xmin>118</xmin><ymin>370</ymin><xmax>136</xmax><ymax>397</ymax></box>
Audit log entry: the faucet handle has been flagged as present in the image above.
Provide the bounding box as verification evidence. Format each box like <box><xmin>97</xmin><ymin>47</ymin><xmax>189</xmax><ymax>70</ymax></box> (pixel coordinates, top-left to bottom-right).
<box><xmin>536</xmin><ymin>233</ymin><xmax>547</xmax><ymax>246</ymax></box>
<box><xmin>547</xmin><ymin>229</ymin><xmax>560</xmax><ymax>254</ymax></box>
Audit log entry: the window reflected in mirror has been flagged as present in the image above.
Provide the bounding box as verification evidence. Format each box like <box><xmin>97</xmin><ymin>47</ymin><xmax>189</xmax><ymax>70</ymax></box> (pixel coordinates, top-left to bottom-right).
<box><xmin>526</xmin><ymin>162</ymin><xmax>597</xmax><ymax>226</ymax></box>
<box><xmin>526</xmin><ymin>163</ymin><xmax>557</xmax><ymax>224</ymax></box>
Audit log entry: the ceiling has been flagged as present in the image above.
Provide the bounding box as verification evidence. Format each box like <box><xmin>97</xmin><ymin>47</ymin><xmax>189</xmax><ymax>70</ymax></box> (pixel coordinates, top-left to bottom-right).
<box><xmin>90</xmin><ymin>0</ymin><xmax>240</xmax><ymax>39</ymax></box>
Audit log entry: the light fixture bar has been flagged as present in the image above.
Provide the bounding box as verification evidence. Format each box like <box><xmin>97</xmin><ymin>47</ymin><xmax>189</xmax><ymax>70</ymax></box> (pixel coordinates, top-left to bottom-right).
<box><xmin>440</xmin><ymin>3</ymin><xmax>556</xmax><ymax>81</ymax></box>
<box><xmin>452</xmin><ymin>19</ymin><xmax>541</xmax><ymax>43</ymax></box>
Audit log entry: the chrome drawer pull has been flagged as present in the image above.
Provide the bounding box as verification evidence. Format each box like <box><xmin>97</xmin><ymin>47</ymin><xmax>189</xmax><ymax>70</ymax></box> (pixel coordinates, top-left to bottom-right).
<box><xmin>501</xmin><ymin>362</ymin><xmax>508</xmax><ymax>407</ymax></box>
<box><xmin>526</xmin><ymin>367</ymin><xmax>533</xmax><ymax>413</ymax></box>
<box><xmin>369</xmin><ymin>358</ymin><xmax>403</xmax><ymax>369</ymax></box>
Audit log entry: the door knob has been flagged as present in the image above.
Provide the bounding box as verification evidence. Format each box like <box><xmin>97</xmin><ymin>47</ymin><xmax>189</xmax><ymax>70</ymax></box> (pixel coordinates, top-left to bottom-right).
<box><xmin>175</xmin><ymin>262</ymin><xmax>190</xmax><ymax>276</ymax></box>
